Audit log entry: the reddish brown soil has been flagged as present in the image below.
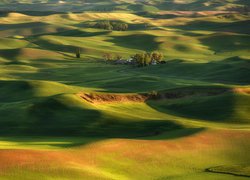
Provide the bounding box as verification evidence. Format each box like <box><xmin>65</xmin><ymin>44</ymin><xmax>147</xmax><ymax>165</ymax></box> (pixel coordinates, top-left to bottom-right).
<box><xmin>78</xmin><ymin>93</ymin><xmax>149</xmax><ymax>104</ymax></box>
<box><xmin>78</xmin><ymin>87</ymin><xmax>250</xmax><ymax>104</ymax></box>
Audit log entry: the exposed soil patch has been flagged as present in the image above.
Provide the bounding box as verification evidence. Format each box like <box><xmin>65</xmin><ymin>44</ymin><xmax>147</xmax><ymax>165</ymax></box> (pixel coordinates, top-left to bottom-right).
<box><xmin>78</xmin><ymin>93</ymin><xmax>149</xmax><ymax>104</ymax></box>
<box><xmin>233</xmin><ymin>88</ymin><xmax>250</xmax><ymax>95</ymax></box>
<box><xmin>78</xmin><ymin>87</ymin><xmax>250</xmax><ymax>104</ymax></box>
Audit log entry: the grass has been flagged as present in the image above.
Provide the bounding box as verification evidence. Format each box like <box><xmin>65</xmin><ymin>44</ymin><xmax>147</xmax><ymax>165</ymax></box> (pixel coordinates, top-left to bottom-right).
<box><xmin>1</xmin><ymin>0</ymin><xmax>249</xmax><ymax>12</ymax></box>
<box><xmin>0</xmin><ymin>7</ymin><xmax>249</xmax><ymax>180</ymax></box>
<box><xmin>206</xmin><ymin>165</ymin><xmax>250</xmax><ymax>177</ymax></box>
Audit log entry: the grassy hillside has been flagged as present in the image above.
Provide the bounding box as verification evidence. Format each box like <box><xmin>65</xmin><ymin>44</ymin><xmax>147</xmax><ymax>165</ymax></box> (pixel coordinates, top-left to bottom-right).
<box><xmin>0</xmin><ymin>8</ymin><xmax>249</xmax><ymax>180</ymax></box>
<box><xmin>0</xmin><ymin>0</ymin><xmax>249</xmax><ymax>12</ymax></box>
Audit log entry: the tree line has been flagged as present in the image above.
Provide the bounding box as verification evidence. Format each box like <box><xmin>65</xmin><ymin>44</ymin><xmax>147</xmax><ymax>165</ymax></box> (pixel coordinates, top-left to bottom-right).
<box><xmin>75</xmin><ymin>47</ymin><xmax>165</xmax><ymax>67</ymax></box>
<box><xmin>132</xmin><ymin>52</ymin><xmax>164</xmax><ymax>66</ymax></box>
<box><xmin>103</xmin><ymin>51</ymin><xmax>165</xmax><ymax>66</ymax></box>
<box><xmin>93</xmin><ymin>21</ymin><xmax>129</xmax><ymax>31</ymax></box>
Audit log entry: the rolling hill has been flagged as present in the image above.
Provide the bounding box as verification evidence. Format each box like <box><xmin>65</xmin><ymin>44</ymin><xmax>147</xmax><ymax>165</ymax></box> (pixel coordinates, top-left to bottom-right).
<box><xmin>0</xmin><ymin>0</ymin><xmax>249</xmax><ymax>12</ymax></box>
<box><xmin>0</xmin><ymin>1</ymin><xmax>249</xmax><ymax>179</ymax></box>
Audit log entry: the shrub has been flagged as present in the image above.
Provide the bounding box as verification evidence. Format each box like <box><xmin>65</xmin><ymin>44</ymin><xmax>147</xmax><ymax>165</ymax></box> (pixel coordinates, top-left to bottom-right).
<box><xmin>75</xmin><ymin>48</ymin><xmax>81</xmax><ymax>58</ymax></box>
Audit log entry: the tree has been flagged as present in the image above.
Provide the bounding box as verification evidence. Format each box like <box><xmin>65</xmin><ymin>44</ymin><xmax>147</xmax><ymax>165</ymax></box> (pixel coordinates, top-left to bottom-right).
<box><xmin>132</xmin><ymin>53</ymin><xmax>150</xmax><ymax>67</ymax></box>
<box><xmin>152</xmin><ymin>51</ymin><xmax>164</xmax><ymax>62</ymax></box>
<box><xmin>103</xmin><ymin>53</ymin><xmax>113</xmax><ymax>62</ymax></box>
<box><xmin>75</xmin><ymin>48</ymin><xmax>81</xmax><ymax>58</ymax></box>
<box><xmin>131</xmin><ymin>51</ymin><xmax>164</xmax><ymax>66</ymax></box>
<box><xmin>95</xmin><ymin>21</ymin><xmax>113</xmax><ymax>30</ymax></box>
<box><xmin>94</xmin><ymin>21</ymin><xmax>128</xmax><ymax>31</ymax></box>
<box><xmin>116</xmin><ymin>54</ymin><xmax>123</xmax><ymax>60</ymax></box>
<box><xmin>144</xmin><ymin>53</ymin><xmax>151</xmax><ymax>66</ymax></box>
<box><xmin>132</xmin><ymin>53</ymin><xmax>143</xmax><ymax>66</ymax></box>
<box><xmin>123</xmin><ymin>24</ymin><xmax>129</xmax><ymax>31</ymax></box>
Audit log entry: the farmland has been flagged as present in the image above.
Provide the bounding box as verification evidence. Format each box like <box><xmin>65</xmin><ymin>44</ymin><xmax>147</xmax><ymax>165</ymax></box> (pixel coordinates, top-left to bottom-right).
<box><xmin>0</xmin><ymin>0</ymin><xmax>250</xmax><ymax>179</ymax></box>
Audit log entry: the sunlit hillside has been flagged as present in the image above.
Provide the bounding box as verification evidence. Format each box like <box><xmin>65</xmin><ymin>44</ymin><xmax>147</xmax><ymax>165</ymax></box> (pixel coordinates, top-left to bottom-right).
<box><xmin>0</xmin><ymin>0</ymin><xmax>249</xmax><ymax>179</ymax></box>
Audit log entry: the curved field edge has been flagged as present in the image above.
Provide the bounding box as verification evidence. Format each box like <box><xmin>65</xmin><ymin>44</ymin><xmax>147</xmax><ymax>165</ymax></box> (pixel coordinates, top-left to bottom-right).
<box><xmin>0</xmin><ymin>129</ymin><xmax>249</xmax><ymax>180</ymax></box>
<box><xmin>0</xmin><ymin>7</ymin><xmax>249</xmax><ymax>180</ymax></box>
<box><xmin>205</xmin><ymin>165</ymin><xmax>250</xmax><ymax>177</ymax></box>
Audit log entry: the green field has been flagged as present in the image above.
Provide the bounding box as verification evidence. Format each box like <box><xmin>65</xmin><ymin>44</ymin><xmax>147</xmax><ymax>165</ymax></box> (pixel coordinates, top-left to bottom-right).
<box><xmin>0</xmin><ymin>0</ymin><xmax>250</xmax><ymax>179</ymax></box>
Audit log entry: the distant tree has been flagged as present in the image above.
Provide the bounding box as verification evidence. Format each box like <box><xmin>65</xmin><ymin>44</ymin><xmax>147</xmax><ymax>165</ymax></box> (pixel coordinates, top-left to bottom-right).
<box><xmin>116</xmin><ymin>54</ymin><xmax>123</xmax><ymax>60</ymax></box>
<box><xmin>110</xmin><ymin>22</ymin><xmax>128</xmax><ymax>31</ymax></box>
<box><xmin>144</xmin><ymin>53</ymin><xmax>151</xmax><ymax>66</ymax></box>
<box><xmin>95</xmin><ymin>21</ymin><xmax>113</xmax><ymax>30</ymax></box>
<box><xmin>131</xmin><ymin>53</ymin><xmax>150</xmax><ymax>67</ymax></box>
<box><xmin>131</xmin><ymin>51</ymin><xmax>164</xmax><ymax>66</ymax></box>
<box><xmin>132</xmin><ymin>53</ymin><xmax>143</xmax><ymax>66</ymax></box>
<box><xmin>103</xmin><ymin>53</ymin><xmax>113</xmax><ymax>62</ymax></box>
<box><xmin>152</xmin><ymin>51</ymin><xmax>164</xmax><ymax>62</ymax></box>
<box><xmin>75</xmin><ymin>48</ymin><xmax>81</xmax><ymax>58</ymax></box>
<box><xmin>94</xmin><ymin>21</ymin><xmax>128</xmax><ymax>31</ymax></box>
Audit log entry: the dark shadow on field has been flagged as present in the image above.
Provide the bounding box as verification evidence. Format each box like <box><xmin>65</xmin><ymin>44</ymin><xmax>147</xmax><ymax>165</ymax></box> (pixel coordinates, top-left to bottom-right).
<box><xmin>0</xmin><ymin>80</ymin><xmax>205</xmax><ymax>144</ymax></box>
<box><xmin>136</xmin><ymin>56</ymin><xmax>250</xmax><ymax>85</ymax></box>
<box><xmin>97</xmin><ymin>56</ymin><xmax>250</xmax><ymax>91</ymax></box>
<box><xmin>0</xmin><ymin>128</ymin><xmax>204</xmax><ymax>149</ymax></box>
<box><xmin>174</xmin><ymin>44</ymin><xmax>191</xmax><ymax>52</ymax></box>
<box><xmin>32</xmin><ymin>39</ymin><xmax>82</xmax><ymax>53</ymax></box>
<box><xmin>201</xmin><ymin>56</ymin><xmax>250</xmax><ymax>84</ymax></box>
<box><xmin>0</xmin><ymin>48</ymin><xmax>75</xmax><ymax>64</ymax></box>
<box><xmin>0</xmin><ymin>92</ymin><xmax>205</xmax><ymax>147</ymax></box>
<box><xmin>0</xmin><ymin>22</ymin><xmax>52</xmax><ymax>30</ymax></box>
<box><xmin>0</xmin><ymin>11</ymin><xmax>9</xmax><ymax>17</ymax></box>
<box><xmin>135</xmin><ymin>11</ymin><xmax>179</xmax><ymax>19</ymax></box>
<box><xmin>0</xmin><ymin>48</ymin><xmax>29</xmax><ymax>65</ymax></box>
<box><xmin>145</xmin><ymin>85</ymin><xmax>250</xmax><ymax>123</ymax></box>
<box><xmin>200</xmin><ymin>33</ymin><xmax>250</xmax><ymax>52</ymax></box>
<box><xmin>26</xmin><ymin>96</ymin><xmax>187</xmax><ymax>138</ymax></box>
<box><xmin>0</xmin><ymin>136</ymin><xmax>100</xmax><ymax>148</ymax></box>
<box><xmin>155</xmin><ymin>0</ymin><xmax>228</xmax><ymax>11</ymax></box>
<box><xmin>0</xmin><ymin>49</ymin><xmax>21</xmax><ymax>62</ymax></box>
<box><xmin>54</xmin><ymin>29</ymin><xmax>110</xmax><ymax>37</ymax></box>
<box><xmin>6</xmin><ymin>11</ymin><xmax>68</xmax><ymax>16</ymax></box>
<box><xmin>0</xmin><ymin>22</ymin><xmax>70</xmax><ymax>37</ymax></box>
<box><xmin>0</xmin><ymin>80</ymin><xmax>35</xmax><ymax>102</ymax></box>
<box><xmin>170</xmin><ymin>20</ymin><xmax>250</xmax><ymax>35</ymax></box>
<box><xmin>108</xmin><ymin>34</ymin><xmax>161</xmax><ymax>51</ymax></box>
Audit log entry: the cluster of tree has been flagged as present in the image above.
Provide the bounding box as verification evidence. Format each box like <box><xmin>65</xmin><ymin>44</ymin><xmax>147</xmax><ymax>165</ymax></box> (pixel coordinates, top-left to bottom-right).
<box><xmin>92</xmin><ymin>7</ymin><xmax>122</xmax><ymax>12</ymax></box>
<box><xmin>102</xmin><ymin>51</ymin><xmax>165</xmax><ymax>66</ymax></box>
<box><xmin>131</xmin><ymin>52</ymin><xmax>164</xmax><ymax>66</ymax></box>
<box><xmin>94</xmin><ymin>21</ymin><xmax>129</xmax><ymax>31</ymax></box>
<box><xmin>103</xmin><ymin>53</ymin><xmax>122</xmax><ymax>61</ymax></box>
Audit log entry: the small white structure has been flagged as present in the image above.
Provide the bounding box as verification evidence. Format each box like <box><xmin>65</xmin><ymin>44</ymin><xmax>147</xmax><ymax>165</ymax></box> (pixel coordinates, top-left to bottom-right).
<box><xmin>151</xmin><ymin>59</ymin><xmax>157</xmax><ymax>65</ymax></box>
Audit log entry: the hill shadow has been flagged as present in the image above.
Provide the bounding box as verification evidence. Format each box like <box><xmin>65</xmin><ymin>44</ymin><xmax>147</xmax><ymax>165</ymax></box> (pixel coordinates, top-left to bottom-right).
<box><xmin>0</xmin><ymin>128</ymin><xmax>204</xmax><ymax>149</ymax></box>
<box><xmin>11</xmin><ymin>11</ymin><xmax>68</xmax><ymax>16</ymax></box>
<box><xmin>33</xmin><ymin>39</ymin><xmax>82</xmax><ymax>53</ymax></box>
<box><xmin>0</xmin><ymin>22</ymin><xmax>51</xmax><ymax>30</ymax></box>
<box><xmin>145</xmin><ymin>85</ymin><xmax>250</xmax><ymax>124</ymax></box>
<box><xmin>108</xmin><ymin>34</ymin><xmax>161</xmax><ymax>51</ymax></box>
<box><xmin>54</xmin><ymin>29</ymin><xmax>110</xmax><ymax>37</ymax></box>
<box><xmin>0</xmin><ymin>22</ymin><xmax>70</xmax><ymax>37</ymax></box>
<box><xmin>0</xmin><ymin>93</ymin><xmax>205</xmax><ymax>148</ymax></box>
<box><xmin>144</xmin><ymin>56</ymin><xmax>250</xmax><ymax>85</ymax></box>
<box><xmin>171</xmin><ymin>20</ymin><xmax>250</xmax><ymax>35</ymax></box>
<box><xmin>200</xmin><ymin>33</ymin><xmax>250</xmax><ymax>52</ymax></box>
<box><xmin>0</xmin><ymin>48</ymin><xmax>26</xmax><ymax>64</ymax></box>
